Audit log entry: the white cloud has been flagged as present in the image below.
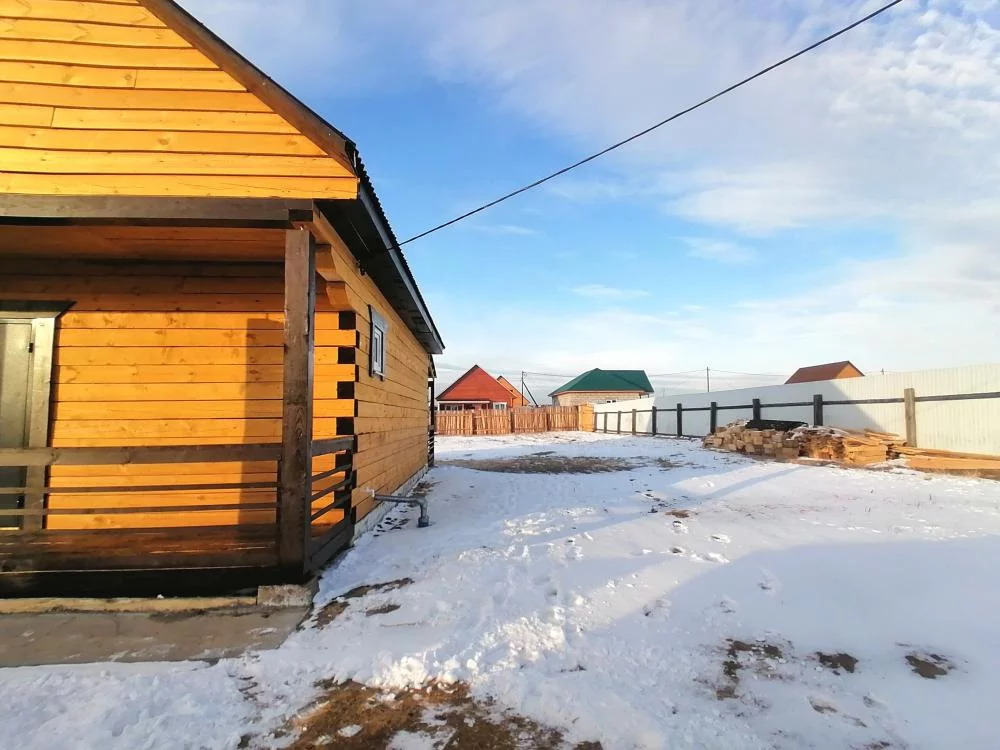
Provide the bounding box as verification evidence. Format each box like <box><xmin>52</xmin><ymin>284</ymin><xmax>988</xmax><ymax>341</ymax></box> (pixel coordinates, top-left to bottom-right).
<box><xmin>179</xmin><ymin>0</ymin><xmax>1000</xmax><ymax>377</ymax></box>
<box><xmin>682</xmin><ymin>237</ymin><xmax>756</xmax><ymax>264</ymax></box>
<box><xmin>571</xmin><ymin>284</ymin><xmax>650</xmax><ymax>300</ymax></box>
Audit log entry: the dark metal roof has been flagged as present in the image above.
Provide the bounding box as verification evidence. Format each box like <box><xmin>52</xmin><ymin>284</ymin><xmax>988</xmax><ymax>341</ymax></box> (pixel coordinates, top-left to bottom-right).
<box><xmin>320</xmin><ymin>152</ymin><xmax>444</xmax><ymax>355</ymax></box>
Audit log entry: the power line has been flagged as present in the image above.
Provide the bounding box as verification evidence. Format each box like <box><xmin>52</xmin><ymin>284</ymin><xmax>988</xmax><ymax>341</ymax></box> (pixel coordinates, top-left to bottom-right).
<box><xmin>396</xmin><ymin>0</ymin><xmax>904</xmax><ymax>248</ymax></box>
<box><xmin>709</xmin><ymin>369</ymin><xmax>784</xmax><ymax>377</ymax></box>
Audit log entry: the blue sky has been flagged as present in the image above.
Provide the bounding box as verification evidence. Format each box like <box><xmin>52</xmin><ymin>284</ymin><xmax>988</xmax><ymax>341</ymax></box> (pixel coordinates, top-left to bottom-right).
<box><xmin>182</xmin><ymin>0</ymin><xmax>1000</xmax><ymax>398</ymax></box>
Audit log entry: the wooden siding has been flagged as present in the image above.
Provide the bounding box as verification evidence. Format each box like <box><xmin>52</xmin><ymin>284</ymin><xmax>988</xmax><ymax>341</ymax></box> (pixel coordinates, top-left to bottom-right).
<box><xmin>316</xmin><ymin>234</ymin><xmax>431</xmax><ymax>521</ymax></box>
<box><xmin>0</xmin><ymin>255</ymin><xmax>355</xmax><ymax>529</ymax></box>
<box><xmin>0</xmin><ymin>0</ymin><xmax>358</xmax><ymax>198</ymax></box>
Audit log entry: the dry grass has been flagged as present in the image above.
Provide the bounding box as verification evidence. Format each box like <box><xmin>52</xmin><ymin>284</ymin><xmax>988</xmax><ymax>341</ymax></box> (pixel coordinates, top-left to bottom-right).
<box><xmin>280</xmin><ymin>680</ymin><xmax>602</xmax><ymax>749</ymax></box>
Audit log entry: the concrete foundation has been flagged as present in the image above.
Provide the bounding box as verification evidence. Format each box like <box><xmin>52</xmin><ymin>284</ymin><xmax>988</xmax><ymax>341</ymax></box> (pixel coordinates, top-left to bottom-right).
<box><xmin>0</xmin><ymin>582</ymin><xmax>316</xmax><ymax>666</ymax></box>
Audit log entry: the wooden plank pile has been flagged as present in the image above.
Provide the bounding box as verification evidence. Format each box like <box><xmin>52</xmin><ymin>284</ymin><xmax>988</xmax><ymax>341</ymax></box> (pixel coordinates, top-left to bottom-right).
<box><xmin>706</xmin><ymin>421</ymin><xmax>1000</xmax><ymax>473</ymax></box>
<box><xmin>795</xmin><ymin>428</ymin><xmax>901</xmax><ymax>466</ymax></box>
<box><xmin>704</xmin><ymin>422</ymin><xmax>903</xmax><ymax>465</ymax></box>
<box><xmin>894</xmin><ymin>445</ymin><xmax>1000</xmax><ymax>473</ymax></box>
<box><xmin>703</xmin><ymin>421</ymin><xmax>801</xmax><ymax>459</ymax></box>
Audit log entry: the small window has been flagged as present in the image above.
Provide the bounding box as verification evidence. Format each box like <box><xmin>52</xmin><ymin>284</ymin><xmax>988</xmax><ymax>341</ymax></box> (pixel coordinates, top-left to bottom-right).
<box><xmin>493</xmin><ymin>403</ymin><xmax>507</xmax><ymax>411</ymax></box>
<box><xmin>369</xmin><ymin>306</ymin><xmax>387</xmax><ymax>379</ymax></box>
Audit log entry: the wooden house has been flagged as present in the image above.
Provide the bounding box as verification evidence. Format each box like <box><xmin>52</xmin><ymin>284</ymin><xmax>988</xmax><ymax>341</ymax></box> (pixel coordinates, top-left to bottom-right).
<box><xmin>436</xmin><ymin>365</ymin><xmax>517</xmax><ymax>411</ymax></box>
<box><xmin>550</xmin><ymin>369</ymin><xmax>653</xmax><ymax>406</ymax></box>
<box><xmin>0</xmin><ymin>0</ymin><xmax>443</xmax><ymax>596</ymax></box>
<box><xmin>496</xmin><ymin>376</ymin><xmax>532</xmax><ymax>407</ymax></box>
<box><xmin>785</xmin><ymin>361</ymin><xmax>864</xmax><ymax>384</ymax></box>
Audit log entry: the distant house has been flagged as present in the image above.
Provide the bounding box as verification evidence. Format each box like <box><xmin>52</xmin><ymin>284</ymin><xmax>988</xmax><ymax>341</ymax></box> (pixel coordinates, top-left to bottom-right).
<box><xmin>497</xmin><ymin>376</ymin><xmax>532</xmax><ymax>407</ymax></box>
<box><xmin>785</xmin><ymin>361</ymin><xmax>864</xmax><ymax>384</ymax></box>
<box><xmin>437</xmin><ymin>365</ymin><xmax>521</xmax><ymax>411</ymax></box>
<box><xmin>549</xmin><ymin>369</ymin><xmax>654</xmax><ymax>406</ymax></box>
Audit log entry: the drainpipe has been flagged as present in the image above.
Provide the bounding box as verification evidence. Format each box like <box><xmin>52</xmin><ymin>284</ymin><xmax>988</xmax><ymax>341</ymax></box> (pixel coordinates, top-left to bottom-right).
<box><xmin>366</xmin><ymin>489</ymin><xmax>430</xmax><ymax>527</ymax></box>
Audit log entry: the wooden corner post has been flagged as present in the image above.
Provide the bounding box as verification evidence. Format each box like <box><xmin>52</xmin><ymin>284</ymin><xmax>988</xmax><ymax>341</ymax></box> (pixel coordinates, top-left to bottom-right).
<box><xmin>278</xmin><ymin>227</ymin><xmax>317</xmax><ymax>573</ymax></box>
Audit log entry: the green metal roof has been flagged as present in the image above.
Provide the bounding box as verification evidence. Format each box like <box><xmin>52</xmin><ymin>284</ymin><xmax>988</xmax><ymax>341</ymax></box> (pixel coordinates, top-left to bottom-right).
<box><xmin>549</xmin><ymin>369</ymin><xmax>654</xmax><ymax>397</ymax></box>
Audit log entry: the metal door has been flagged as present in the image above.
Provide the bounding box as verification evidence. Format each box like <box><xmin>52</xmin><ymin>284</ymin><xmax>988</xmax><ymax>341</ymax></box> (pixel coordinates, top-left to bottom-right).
<box><xmin>0</xmin><ymin>321</ymin><xmax>33</xmax><ymax>528</ymax></box>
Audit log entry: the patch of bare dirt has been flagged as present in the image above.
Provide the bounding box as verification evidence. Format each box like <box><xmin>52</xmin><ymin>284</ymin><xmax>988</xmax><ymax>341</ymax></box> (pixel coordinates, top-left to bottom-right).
<box><xmin>905</xmin><ymin>652</ymin><xmax>953</xmax><ymax>679</ymax></box>
<box><xmin>665</xmin><ymin>509</ymin><xmax>693</xmax><ymax>518</ymax></box>
<box><xmin>652</xmin><ymin>457</ymin><xmax>695</xmax><ymax>470</ymax></box>
<box><xmin>442</xmin><ymin>456</ymin><xmax>637</xmax><ymax>474</ymax></box>
<box><xmin>816</xmin><ymin>652</ymin><xmax>859</xmax><ymax>674</ymax></box>
<box><xmin>313</xmin><ymin>578</ymin><xmax>414</xmax><ymax>628</ymax></box>
<box><xmin>280</xmin><ymin>680</ymin><xmax>602</xmax><ymax>750</ymax></box>
<box><xmin>716</xmin><ymin>639</ymin><xmax>785</xmax><ymax>700</ymax></box>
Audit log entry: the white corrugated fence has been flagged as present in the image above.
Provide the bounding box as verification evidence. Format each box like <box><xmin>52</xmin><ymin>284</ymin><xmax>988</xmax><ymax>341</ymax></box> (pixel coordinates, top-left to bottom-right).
<box><xmin>593</xmin><ymin>363</ymin><xmax>1000</xmax><ymax>455</ymax></box>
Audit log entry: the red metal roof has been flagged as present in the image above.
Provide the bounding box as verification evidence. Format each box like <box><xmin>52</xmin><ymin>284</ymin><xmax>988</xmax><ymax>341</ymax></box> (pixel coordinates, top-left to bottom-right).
<box><xmin>785</xmin><ymin>361</ymin><xmax>864</xmax><ymax>384</ymax></box>
<box><xmin>437</xmin><ymin>365</ymin><xmax>515</xmax><ymax>404</ymax></box>
<box><xmin>496</xmin><ymin>376</ymin><xmax>531</xmax><ymax>407</ymax></box>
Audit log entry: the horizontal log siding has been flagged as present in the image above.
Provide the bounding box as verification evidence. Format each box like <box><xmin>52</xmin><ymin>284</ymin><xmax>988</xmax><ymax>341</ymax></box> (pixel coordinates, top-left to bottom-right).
<box><xmin>0</xmin><ymin>257</ymin><xmax>354</xmax><ymax>530</ymax></box>
<box><xmin>0</xmin><ymin>0</ymin><xmax>357</xmax><ymax>198</ymax></box>
<box><xmin>318</xmin><ymin>239</ymin><xmax>431</xmax><ymax>522</ymax></box>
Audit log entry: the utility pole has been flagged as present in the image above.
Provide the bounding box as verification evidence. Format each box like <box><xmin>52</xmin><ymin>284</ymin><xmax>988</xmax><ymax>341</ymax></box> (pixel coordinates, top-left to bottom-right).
<box><xmin>706</xmin><ymin>366</ymin><xmax>711</xmax><ymax>393</ymax></box>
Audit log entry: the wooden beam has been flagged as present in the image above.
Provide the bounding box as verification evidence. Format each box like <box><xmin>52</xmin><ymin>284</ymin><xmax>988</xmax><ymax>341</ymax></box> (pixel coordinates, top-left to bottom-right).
<box><xmin>0</xmin><ymin>443</ymin><xmax>283</xmax><ymax>467</ymax></box>
<box><xmin>324</xmin><ymin>280</ymin><xmax>365</xmax><ymax>313</ymax></box>
<box><xmin>0</xmin><ymin>195</ymin><xmax>313</xmax><ymax>228</ymax></box>
<box><xmin>277</xmin><ymin>227</ymin><xmax>317</xmax><ymax>572</ymax></box>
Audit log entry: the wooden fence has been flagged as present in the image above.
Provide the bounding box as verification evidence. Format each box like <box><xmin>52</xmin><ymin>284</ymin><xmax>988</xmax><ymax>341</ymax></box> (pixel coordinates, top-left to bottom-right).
<box><xmin>436</xmin><ymin>405</ymin><xmax>594</xmax><ymax>437</ymax></box>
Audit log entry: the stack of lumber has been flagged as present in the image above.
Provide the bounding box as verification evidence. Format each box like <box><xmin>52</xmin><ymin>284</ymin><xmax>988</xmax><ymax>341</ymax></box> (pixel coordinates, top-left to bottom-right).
<box><xmin>894</xmin><ymin>445</ymin><xmax>1000</xmax><ymax>473</ymax></box>
<box><xmin>706</xmin><ymin>421</ymin><xmax>1000</xmax><ymax>473</ymax></box>
<box><xmin>703</xmin><ymin>422</ymin><xmax>801</xmax><ymax>459</ymax></box>
<box><xmin>795</xmin><ymin>428</ymin><xmax>902</xmax><ymax>466</ymax></box>
<box><xmin>705</xmin><ymin>422</ymin><xmax>905</xmax><ymax>466</ymax></box>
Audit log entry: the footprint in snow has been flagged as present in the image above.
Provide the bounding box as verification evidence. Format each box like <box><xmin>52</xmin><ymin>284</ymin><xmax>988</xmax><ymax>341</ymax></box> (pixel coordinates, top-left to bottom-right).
<box><xmin>672</xmin><ymin>520</ymin><xmax>689</xmax><ymax>534</ymax></box>
<box><xmin>705</xmin><ymin>552</ymin><xmax>729</xmax><ymax>564</ymax></box>
<box><xmin>711</xmin><ymin>534</ymin><xmax>731</xmax><ymax>544</ymax></box>
<box><xmin>758</xmin><ymin>571</ymin><xmax>779</xmax><ymax>594</ymax></box>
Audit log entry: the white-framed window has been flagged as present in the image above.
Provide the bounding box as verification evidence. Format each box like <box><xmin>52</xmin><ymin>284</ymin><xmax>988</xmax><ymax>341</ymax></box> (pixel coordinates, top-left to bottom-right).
<box><xmin>493</xmin><ymin>402</ymin><xmax>507</xmax><ymax>410</ymax></box>
<box><xmin>369</xmin><ymin>306</ymin><xmax>387</xmax><ymax>379</ymax></box>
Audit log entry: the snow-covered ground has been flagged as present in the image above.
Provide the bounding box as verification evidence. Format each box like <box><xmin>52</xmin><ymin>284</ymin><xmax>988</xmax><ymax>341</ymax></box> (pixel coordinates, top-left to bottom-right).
<box><xmin>2</xmin><ymin>432</ymin><xmax>999</xmax><ymax>749</ymax></box>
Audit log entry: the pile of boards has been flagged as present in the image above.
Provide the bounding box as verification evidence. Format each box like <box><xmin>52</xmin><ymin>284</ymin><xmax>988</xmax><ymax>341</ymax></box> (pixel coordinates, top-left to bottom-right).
<box><xmin>705</xmin><ymin>420</ymin><xmax>1000</xmax><ymax>473</ymax></box>
<box><xmin>894</xmin><ymin>445</ymin><xmax>1000</xmax><ymax>473</ymax></box>
<box><xmin>705</xmin><ymin>422</ymin><xmax>900</xmax><ymax>465</ymax></box>
<box><xmin>703</xmin><ymin>422</ymin><xmax>801</xmax><ymax>459</ymax></box>
<box><xmin>794</xmin><ymin>427</ymin><xmax>901</xmax><ymax>465</ymax></box>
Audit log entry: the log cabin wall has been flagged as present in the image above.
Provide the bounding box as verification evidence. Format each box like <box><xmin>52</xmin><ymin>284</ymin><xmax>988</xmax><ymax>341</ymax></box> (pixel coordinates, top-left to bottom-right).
<box><xmin>0</xmin><ymin>0</ymin><xmax>357</xmax><ymax>198</ymax></box>
<box><xmin>318</xmin><ymin>231</ymin><xmax>432</xmax><ymax>522</ymax></box>
<box><xmin>0</xmin><ymin>254</ymin><xmax>356</xmax><ymax>530</ymax></box>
